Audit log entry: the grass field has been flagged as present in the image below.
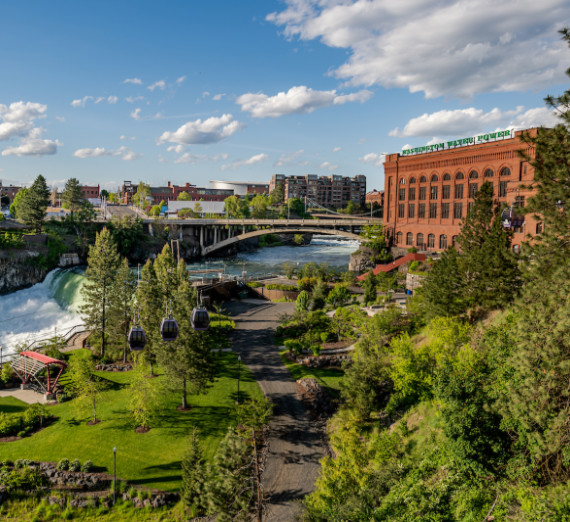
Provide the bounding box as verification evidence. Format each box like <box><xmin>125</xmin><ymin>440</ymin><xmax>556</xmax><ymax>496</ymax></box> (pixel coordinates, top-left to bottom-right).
<box><xmin>0</xmin><ymin>396</ymin><xmax>29</xmax><ymax>414</ymax></box>
<box><xmin>279</xmin><ymin>349</ymin><xmax>345</xmax><ymax>397</ymax></box>
<box><xmin>0</xmin><ymin>352</ymin><xmax>261</xmax><ymax>492</ymax></box>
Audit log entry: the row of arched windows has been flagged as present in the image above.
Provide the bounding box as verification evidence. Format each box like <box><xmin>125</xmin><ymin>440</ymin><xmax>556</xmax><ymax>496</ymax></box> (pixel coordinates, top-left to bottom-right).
<box><xmin>396</xmin><ymin>232</ymin><xmax>458</xmax><ymax>249</ymax></box>
<box><xmin>399</xmin><ymin>167</ymin><xmax>511</xmax><ymax>184</ymax></box>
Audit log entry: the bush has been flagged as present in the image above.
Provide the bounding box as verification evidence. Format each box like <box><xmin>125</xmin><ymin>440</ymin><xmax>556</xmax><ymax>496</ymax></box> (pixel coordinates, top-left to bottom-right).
<box><xmin>57</xmin><ymin>458</ymin><xmax>70</xmax><ymax>471</ymax></box>
<box><xmin>69</xmin><ymin>459</ymin><xmax>81</xmax><ymax>472</ymax></box>
<box><xmin>81</xmin><ymin>460</ymin><xmax>94</xmax><ymax>473</ymax></box>
<box><xmin>0</xmin><ymin>466</ymin><xmax>48</xmax><ymax>492</ymax></box>
<box><xmin>246</xmin><ymin>282</ymin><xmax>264</xmax><ymax>288</ymax></box>
<box><xmin>297</xmin><ymin>277</ymin><xmax>317</xmax><ymax>292</ymax></box>
<box><xmin>266</xmin><ymin>284</ymin><xmax>297</xmax><ymax>291</ymax></box>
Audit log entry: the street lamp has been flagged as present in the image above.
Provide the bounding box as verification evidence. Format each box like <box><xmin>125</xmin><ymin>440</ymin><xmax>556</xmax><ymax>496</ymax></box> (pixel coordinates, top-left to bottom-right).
<box><xmin>237</xmin><ymin>355</ymin><xmax>241</xmax><ymax>404</ymax></box>
<box><xmin>0</xmin><ymin>345</ymin><xmax>3</xmax><ymax>369</ymax></box>
<box><xmin>113</xmin><ymin>447</ymin><xmax>117</xmax><ymax>505</ymax></box>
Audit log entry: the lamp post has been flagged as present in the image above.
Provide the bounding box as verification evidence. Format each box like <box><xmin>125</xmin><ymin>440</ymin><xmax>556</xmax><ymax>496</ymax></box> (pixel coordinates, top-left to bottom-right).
<box><xmin>113</xmin><ymin>447</ymin><xmax>117</xmax><ymax>505</ymax></box>
<box><xmin>0</xmin><ymin>345</ymin><xmax>3</xmax><ymax>369</ymax></box>
<box><xmin>237</xmin><ymin>355</ymin><xmax>241</xmax><ymax>404</ymax></box>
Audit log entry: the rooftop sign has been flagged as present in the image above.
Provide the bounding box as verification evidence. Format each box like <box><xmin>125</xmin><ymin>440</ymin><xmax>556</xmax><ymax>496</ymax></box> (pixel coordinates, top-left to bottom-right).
<box><xmin>401</xmin><ymin>129</ymin><xmax>513</xmax><ymax>157</ymax></box>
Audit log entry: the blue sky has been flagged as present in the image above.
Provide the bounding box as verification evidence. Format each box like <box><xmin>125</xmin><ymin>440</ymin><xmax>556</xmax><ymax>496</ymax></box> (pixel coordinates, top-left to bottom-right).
<box><xmin>1</xmin><ymin>0</ymin><xmax>568</xmax><ymax>193</ymax></box>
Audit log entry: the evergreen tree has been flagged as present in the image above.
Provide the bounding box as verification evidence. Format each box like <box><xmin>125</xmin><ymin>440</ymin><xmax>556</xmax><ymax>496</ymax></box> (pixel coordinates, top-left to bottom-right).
<box><xmin>421</xmin><ymin>247</ymin><xmax>466</xmax><ymax>318</ymax></box>
<box><xmin>18</xmin><ymin>175</ymin><xmax>49</xmax><ymax>233</ymax></box>
<box><xmin>61</xmin><ymin>177</ymin><xmax>84</xmax><ymax>215</ymax></box>
<box><xmin>135</xmin><ymin>259</ymin><xmax>162</xmax><ymax>375</ymax></box>
<box><xmin>128</xmin><ymin>355</ymin><xmax>162</xmax><ymax>430</ymax></box>
<box><xmin>68</xmin><ymin>354</ymin><xmax>106</xmax><ymax>424</ymax></box>
<box><xmin>108</xmin><ymin>258</ymin><xmax>136</xmax><ymax>363</ymax></box>
<box><xmin>311</xmin><ymin>279</ymin><xmax>328</xmax><ymax>310</ymax></box>
<box><xmin>182</xmin><ymin>426</ymin><xmax>210</xmax><ymax>515</ymax></box>
<box><xmin>518</xmin><ymin>29</ymin><xmax>570</xmax><ymax>280</ymax></box>
<box><xmin>457</xmin><ymin>181</ymin><xmax>521</xmax><ymax>317</ymax></box>
<box><xmin>296</xmin><ymin>290</ymin><xmax>310</xmax><ymax>312</ymax></box>
<box><xmin>157</xmin><ymin>257</ymin><xmax>216</xmax><ymax>410</ymax></box>
<box><xmin>362</xmin><ymin>270</ymin><xmax>378</xmax><ymax>305</ymax></box>
<box><xmin>80</xmin><ymin>228</ymin><xmax>121</xmax><ymax>357</ymax></box>
<box><xmin>9</xmin><ymin>187</ymin><xmax>29</xmax><ymax>218</ymax></box>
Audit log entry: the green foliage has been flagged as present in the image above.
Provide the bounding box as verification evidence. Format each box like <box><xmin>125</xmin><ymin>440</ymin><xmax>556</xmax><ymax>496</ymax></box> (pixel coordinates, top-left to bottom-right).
<box><xmin>56</xmin><ymin>458</ymin><xmax>69</xmax><ymax>471</ymax></box>
<box><xmin>81</xmin><ymin>460</ymin><xmax>93</xmax><ymax>473</ymax></box>
<box><xmin>0</xmin><ymin>403</ymin><xmax>48</xmax><ymax>438</ymax></box>
<box><xmin>311</xmin><ymin>279</ymin><xmax>328</xmax><ymax>310</ymax></box>
<box><xmin>69</xmin><ymin>459</ymin><xmax>81</xmax><ymax>472</ymax></box>
<box><xmin>258</xmin><ymin>233</ymin><xmax>282</xmax><ymax>247</ymax></box>
<box><xmin>0</xmin><ymin>232</ymin><xmax>24</xmax><ymax>249</ymax></box>
<box><xmin>61</xmin><ymin>178</ymin><xmax>83</xmax><ymax>214</ymax></box>
<box><xmin>16</xmin><ymin>175</ymin><xmax>50</xmax><ymax>233</ymax></box>
<box><xmin>131</xmin><ymin>182</ymin><xmax>151</xmax><ymax>208</ymax></box>
<box><xmin>359</xmin><ymin>224</ymin><xmax>389</xmax><ymax>253</ymax></box>
<box><xmin>177</xmin><ymin>191</ymin><xmax>192</xmax><ymax>201</ymax></box>
<box><xmin>182</xmin><ymin>426</ymin><xmax>209</xmax><ymax>516</ymax></box>
<box><xmin>9</xmin><ymin>187</ymin><xmax>28</xmax><ymax>219</ymax></box>
<box><xmin>296</xmin><ymin>290</ymin><xmax>310</xmax><ymax>312</ymax></box>
<box><xmin>67</xmin><ymin>353</ymin><xmax>107</xmax><ymax>423</ymax></box>
<box><xmin>297</xmin><ymin>276</ymin><xmax>317</xmax><ymax>292</ymax></box>
<box><xmin>287</xmin><ymin>197</ymin><xmax>308</xmax><ymax>218</ymax></box>
<box><xmin>326</xmin><ymin>283</ymin><xmax>350</xmax><ymax>308</ymax></box>
<box><xmin>250</xmin><ymin>194</ymin><xmax>269</xmax><ymax>218</ymax></box>
<box><xmin>150</xmin><ymin>204</ymin><xmax>161</xmax><ymax>216</ymax></box>
<box><xmin>107</xmin><ymin>216</ymin><xmax>145</xmax><ymax>258</ymax></box>
<box><xmin>128</xmin><ymin>356</ymin><xmax>162</xmax><ymax>429</ymax></box>
<box><xmin>234</xmin><ymin>396</ymin><xmax>273</xmax><ymax>431</ymax></box>
<box><xmin>362</xmin><ymin>270</ymin><xmax>378</xmax><ymax>305</ymax></box>
<box><xmin>0</xmin><ymin>465</ymin><xmax>48</xmax><ymax>492</ymax></box>
<box><xmin>80</xmin><ymin>227</ymin><xmax>123</xmax><ymax>357</ymax></box>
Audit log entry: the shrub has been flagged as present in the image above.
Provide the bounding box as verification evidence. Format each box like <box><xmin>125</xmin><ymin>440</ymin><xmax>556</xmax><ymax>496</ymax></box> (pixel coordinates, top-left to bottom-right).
<box><xmin>15</xmin><ymin>459</ymin><xmax>33</xmax><ymax>468</ymax></box>
<box><xmin>81</xmin><ymin>460</ymin><xmax>94</xmax><ymax>473</ymax></box>
<box><xmin>57</xmin><ymin>458</ymin><xmax>70</xmax><ymax>471</ymax></box>
<box><xmin>297</xmin><ymin>277</ymin><xmax>317</xmax><ymax>292</ymax></box>
<box><xmin>69</xmin><ymin>459</ymin><xmax>81</xmax><ymax>472</ymax></box>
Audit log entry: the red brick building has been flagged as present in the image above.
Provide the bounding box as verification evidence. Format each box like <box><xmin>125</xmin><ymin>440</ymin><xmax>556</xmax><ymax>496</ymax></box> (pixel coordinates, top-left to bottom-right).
<box><xmin>80</xmin><ymin>185</ymin><xmax>100</xmax><ymax>199</ymax></box>
<box><xmin>383</xmin><ymin>128</ymin><xmax>539</xmax><ymax>253</ymax></box>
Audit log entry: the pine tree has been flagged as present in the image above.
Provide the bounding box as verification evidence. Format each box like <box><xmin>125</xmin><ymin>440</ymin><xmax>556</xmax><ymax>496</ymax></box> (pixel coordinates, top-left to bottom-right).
<box><xmin>518</xmin><ymin>29</ymin><xmax>570</xmax><ymax>280</ymax></box>
<box><xmin>61</xmin><ymin>177</ymin><xmax>84</xmax><ymax>215</ymax></box>
<box><xmin>421</xmin><ymin>247</ymin><xmax>466</xmax><ymax>319</ymax></box>
<box><xmin>18</xmin><ymin>174</ymin><xmax>49</xmax><ymax>233</ymax></box>
<box><xmin>362</xmin><ymin>270</ymin><xmax>378</xmax><ymax>305</ymax></box>
<box><xmin>158</xmin><ymin>258</ymin><xmax>216</xmax><ymax>409</ymax></box>
<box><xmin>80</xmin><ymin>227</ymin><xmax>121</xmax><ymax>357</ymax></box>
<box><xmin>182</xmin><ymin>426</ymin><xmax>210</xmax><ymax>515</ymax></box>
<box><xmin>135</xmin><ymin>259</ymin><xmax>162</xmax><ymax>375</ymax></box>
<box><xmin>108</xmin><ymin>258</ymin><xmax>136</xmax><ymax>363</ymax></box>
<box><xmin>456</xmin><ymin>181</ymin><xmax>521</xmax><ymax>318</ymax></box>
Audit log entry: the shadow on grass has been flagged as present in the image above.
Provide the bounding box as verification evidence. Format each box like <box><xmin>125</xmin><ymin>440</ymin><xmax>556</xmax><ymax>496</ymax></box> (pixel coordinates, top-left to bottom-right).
<box><xmin>130</xmin><ymin>473</ymin><xmax>182</xmax><ymax>486</ymax></box>
<box><xmin>151</xmin><ymin>405</ymin><xmax>231</xmax><ymax>439</ymax></box>
<box><xmin>0</xmin><ymin>404</ymin><xmax>28</xmax><ymax>414</ymax></box>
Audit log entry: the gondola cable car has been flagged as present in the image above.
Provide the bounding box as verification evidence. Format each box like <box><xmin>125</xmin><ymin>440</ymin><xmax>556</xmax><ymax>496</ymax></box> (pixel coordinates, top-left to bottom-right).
<box><xmin>191</xmin><ymin>292</ymin><xmax>210</xmax><ymax>331</ymax></box>
<box><xmin>128</xmin><ymin>268</ymin><xmax>147</xmax><ymax>351</ymax></box>
<box><xmin>160</xmin><ymin>300</ymin><xmax>179</xmax><ymax>341</ymax></box>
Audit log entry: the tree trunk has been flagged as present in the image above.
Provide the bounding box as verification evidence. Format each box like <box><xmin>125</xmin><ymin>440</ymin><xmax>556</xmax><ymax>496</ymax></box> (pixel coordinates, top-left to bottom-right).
<box><xmin>93</xmin><ymin>397</ymin><xmax>97</xmax><ymax>423</ymax></box>
<box><xmin>182</xmin><ymin>378</ymin><xmax>187</xmax><ymax>409</ymax></box>
<box><xmin>101</xmin><ymin>296</ymin><xmax>106</xmax><ymax>357</ymax></box>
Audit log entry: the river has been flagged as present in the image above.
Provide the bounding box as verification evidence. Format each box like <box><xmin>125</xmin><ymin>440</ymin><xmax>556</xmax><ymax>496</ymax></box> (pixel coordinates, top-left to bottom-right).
<box><xmin>0</xmin><ymin>236</ymin><xmax>359</xmax><ymax>355</ymax></box>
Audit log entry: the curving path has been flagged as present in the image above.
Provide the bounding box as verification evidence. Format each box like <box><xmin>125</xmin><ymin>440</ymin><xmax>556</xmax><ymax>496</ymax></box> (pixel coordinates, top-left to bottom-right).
<box><xmin>226</xmin><ymin>300</ymin><xmax>325</xmax><ymax>522</ymax></box>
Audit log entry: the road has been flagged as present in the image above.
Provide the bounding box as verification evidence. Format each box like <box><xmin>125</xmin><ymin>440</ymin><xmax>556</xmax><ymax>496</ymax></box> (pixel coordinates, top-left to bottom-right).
<box><xmin>227</xmin><ymin>300</ymin><xmax>326</xmax><ymax>522</ymax></box>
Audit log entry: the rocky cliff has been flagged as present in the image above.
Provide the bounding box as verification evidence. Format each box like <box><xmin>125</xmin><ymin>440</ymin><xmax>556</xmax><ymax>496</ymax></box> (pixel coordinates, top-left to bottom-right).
<box><xmin>348</xmin><ymin>246</ymin><xmax>377</xmax><ymax>272</ymax></box>
<box><xmin>0</xmin><ymin>250</ymin><xmax>49</xmax><ymax>294</ymax></box>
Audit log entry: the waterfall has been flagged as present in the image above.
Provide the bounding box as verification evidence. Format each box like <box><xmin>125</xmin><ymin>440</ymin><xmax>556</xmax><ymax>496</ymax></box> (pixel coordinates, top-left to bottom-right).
<box><xmin>0</xmin><ymin>268</ymin><xmax>85</xmax><ymax>356</ymax></box>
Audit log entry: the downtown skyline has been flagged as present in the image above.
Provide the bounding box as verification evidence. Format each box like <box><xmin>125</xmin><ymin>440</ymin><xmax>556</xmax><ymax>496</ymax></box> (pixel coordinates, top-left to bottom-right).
<box><xmin>1</xmin><ymin>0</ymin><xmax>568</xmax><ymax>193</ymax></box>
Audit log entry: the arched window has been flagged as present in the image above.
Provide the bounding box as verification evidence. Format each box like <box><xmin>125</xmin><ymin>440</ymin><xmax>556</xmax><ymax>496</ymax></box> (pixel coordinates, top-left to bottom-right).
<box><xmin>427</xmin><ymin>234</ymin><xmax>435</xmax><ymax>248</ymax></box>
<box><xmin>409</xmin><ymin>177</ymin><xmax>416</xmax><ymax>183</ymax></box>
<box><xmin>417</xmin><ymin>233</ymin><xmax>424</xmax><ymax>247</ymax></box>
<box><xmin>406</xmin><ymin>232</ymin><xmax>413</xmax><ymax>245</ymax></box>
<box><xmin>443</xmin><ymin>173</ymin><xmax>451</xmax><ymax>181</ymax></box>
<box><xmin>512</xmin><ymin>244</ymin><xmax>520</xmax><ymax>254</ymax></box>
<box><xmin>469</xmin><ymin>171</ymin><xmax>479</xmax><ymax>179</ymax></box>
<box><xmin>451</xmin><ymin>235</ymin><xmax>458</xmax><ymax>246</ymax></box>
<box><xmin>439</xmin><ymin>234</ymin><xmax>448</xmax><ymax>249</ymax></box>
<box><xmin>431</xmin><ymin>174</ymin><xmax>439</xmax><ymax>182</ymax></box>
<box><xmin>420</xmin><ymin>175</ymin><xmax>427</xmax><ymax>183</ymax></box>
<box><xmin>536</xmin><ymin>222</ymin><xmax>543</xmax><ymax>234</ymax></box>
<box><xmin>500</xmin><ymin>167</ymin><xmax>511</xmax><ymax>177</ymax></box>
<box><xmin>455</xmin><ymin>171</ymin><xmax>464</xmax><ymax>180</ymax></box>
<box><xmin>399</xmin><ymin>178</ymin><xmax>406</xmax><ymax>184</ymax></box>
<box><xmin>484</xmin><ymin>169</ymin><xmax>493</xmax><ymax>178</ymax></box>
<box><xmin>396</xmin><ymin>231</ymin><xmax>403</xmax><ymax>244</ymax></box>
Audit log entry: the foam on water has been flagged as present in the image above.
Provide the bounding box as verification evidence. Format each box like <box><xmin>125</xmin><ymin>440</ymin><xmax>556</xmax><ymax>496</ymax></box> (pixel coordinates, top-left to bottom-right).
<box><xmin>0</xmin><ymin>268</ymin><xmax>85</xmax><ymax>355</ymax></box>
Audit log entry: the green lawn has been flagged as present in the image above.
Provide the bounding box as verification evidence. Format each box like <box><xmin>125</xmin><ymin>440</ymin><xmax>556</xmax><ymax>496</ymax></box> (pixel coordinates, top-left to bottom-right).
<box><xmin>279</xmin><ymin>349</ymin><xmax>345</xmax><ymax>397</ymax></box>
<box><xmin>0</xmin><ymin>397</ymin><xmax>28</xmax><ymax>414</ymax></box>
<box><xmin>0</xmin><ymin>352</ymin><xmax>261</xmax><ymax>492</ymax></box>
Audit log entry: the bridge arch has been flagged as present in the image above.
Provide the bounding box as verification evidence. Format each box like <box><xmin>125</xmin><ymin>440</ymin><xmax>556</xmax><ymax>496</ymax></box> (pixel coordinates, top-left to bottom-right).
<box><xmin>202</xmin><ymin>227</ymin><xmax>363</xmax><ymax>256</ymax></box>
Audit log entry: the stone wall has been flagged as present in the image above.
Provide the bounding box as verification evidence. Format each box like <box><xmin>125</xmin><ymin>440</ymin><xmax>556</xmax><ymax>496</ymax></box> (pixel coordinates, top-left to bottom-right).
<box><xmin>0</xmin><ymin>250</ymin><xmax>48</xmax><ymax>295</ymax></box>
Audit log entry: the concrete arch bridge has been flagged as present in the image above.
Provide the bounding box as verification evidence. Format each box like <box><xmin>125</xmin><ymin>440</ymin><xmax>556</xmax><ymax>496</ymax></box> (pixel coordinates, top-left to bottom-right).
<box><xmin>144</xmin><ymin>218</ymin><xmax>379</xmax><ymax>256</ymax></box>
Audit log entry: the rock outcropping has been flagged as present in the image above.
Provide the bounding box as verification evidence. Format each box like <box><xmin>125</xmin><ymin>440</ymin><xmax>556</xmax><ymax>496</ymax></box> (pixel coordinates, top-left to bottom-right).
<box><xmin>0</xmin><ymin>250</ymin><xmax>48</xmax><ymax>295</ymax></box>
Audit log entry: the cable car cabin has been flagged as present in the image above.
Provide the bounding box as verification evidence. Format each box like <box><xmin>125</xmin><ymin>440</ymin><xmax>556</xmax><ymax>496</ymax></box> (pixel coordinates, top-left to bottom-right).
<box><xmin>128</xmin><ymin>327</ymin><xmax>147</xmax><ymax>351</ymax></box>
<box><xmin>160</xmin><ymin>318</ymin><xmax>179</xmax><ymax>341</ymax></box>
<box><xmin>501</xmin><ymin>208</ymin><xmax>524</xmax><ymax>229</ymax></box>
<box><xmin>192</xmin><ymin>308</ymin><xmax>210</xmax><ymax>331</ymax></box>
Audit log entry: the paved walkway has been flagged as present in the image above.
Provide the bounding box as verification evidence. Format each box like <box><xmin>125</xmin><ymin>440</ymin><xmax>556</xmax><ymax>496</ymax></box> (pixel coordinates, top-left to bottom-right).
<box><xmin>0</xmin><ymin>388</ymin><xmax>48</xmax><ymax>404</ymax></box>
<box><xmin>227</xmin><ymin>300</ymin><xmax>325</xmax><ymax>522</ymax></box>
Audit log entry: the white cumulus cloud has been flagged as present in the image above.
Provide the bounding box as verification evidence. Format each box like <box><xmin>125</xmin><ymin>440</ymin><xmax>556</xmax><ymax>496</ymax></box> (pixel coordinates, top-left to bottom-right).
<box><xmin>319</xmin><ymin>161</ymin><xmax>338</xmax><ymax>171</ymax></box>
<box><xmin>236</xmin><ymin>85</ymin><xmax>372</xmax><ymax>118</ymax></box>
<box><xmin>158</xmin><ymin>114</ymin><xmax>243</xmax><ymax>145</ymax></box>
<box><xmin>0</xmin><ymin>101</ymin><xmax>59</xmax><ymax>156</ymax></box>
<box><xmin>148</xmin><ymin>80</ymin><xmax>166</xmax><ymax>92</ymax></box>
<box><xmin>123</xmin><ymin>77</ymin><xmax>143</xmax><ymax>85</ymax></box>
<box><xmin>130</xmin><ymin>108</ymin><xmax>142</xmax><ymax>120</ymax></box>
<box><xmin>332</xmin><ymin>146</ymin><xmax>342</xmax><ymax>153</ymax></box>
<box><xmin>73</xmin><ymin>146</ymin><xmax>140</xmax><ymax>161</ymax></box>
<box><xmin>359</xmin><ymin>152</ymin><xmax>385</xmax><ymax>167</ymax></box>
<box><xmin>267</xmin><ymin>0</ymin><xmax>569</xmax><ymax>99</ymax></box>
<box><xmin>174</xmin><ymin>152</ymin><xmax>229</xmax><ymax>164</ymax></box>
<box><xmin>221</xmin><ymin>153</ymin><xmax>269</xmax><ymax>171</ymax></box>
<box><xmin>176</xmin><ymin>76</ymin><xmax>186</xmax><ymax>85</ymax></box>
<box><xmin>71</xmin><ymin>96</ymin><xmax>93</xmax><ymax>108</ymax></box>
<box><xmin>390</xmin><ymin>105</ymin><xmax>559</xmax><ymax>138</ymax></box>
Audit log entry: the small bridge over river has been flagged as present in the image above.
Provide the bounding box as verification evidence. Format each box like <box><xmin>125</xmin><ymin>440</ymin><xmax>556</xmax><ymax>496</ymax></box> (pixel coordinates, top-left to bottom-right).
<box><xmin>142</xmin><ymin>217</ymin><xmax>381</xmax><ymax>256</ymax></box>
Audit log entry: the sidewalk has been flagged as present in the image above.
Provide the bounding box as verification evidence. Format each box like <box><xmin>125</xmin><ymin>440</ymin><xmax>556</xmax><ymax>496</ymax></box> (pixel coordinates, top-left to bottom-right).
<box><xmin>0</xmin><ymin>388</ymin><xmax>48</xmax><ymax>404</ymax></box>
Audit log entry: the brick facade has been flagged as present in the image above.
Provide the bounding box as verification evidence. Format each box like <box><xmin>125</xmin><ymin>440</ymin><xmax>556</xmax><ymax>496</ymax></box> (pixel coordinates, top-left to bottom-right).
<box><xmin>383</xmin><ymin>128</ymin><xmax>540</xmax><ymax>253</ymax></box>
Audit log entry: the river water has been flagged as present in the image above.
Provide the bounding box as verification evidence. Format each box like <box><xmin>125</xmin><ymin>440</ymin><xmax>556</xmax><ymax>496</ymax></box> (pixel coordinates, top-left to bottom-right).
<box><xmin>0</xmin><ymin>236</ymin><xmax>359</xmax><ymax>355</ymax></box>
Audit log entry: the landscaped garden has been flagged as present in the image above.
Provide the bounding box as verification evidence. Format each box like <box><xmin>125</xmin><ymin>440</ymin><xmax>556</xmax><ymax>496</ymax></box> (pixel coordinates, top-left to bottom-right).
<box><xmin>0</xmin><ymin>352</ymin><xmax>260</xmax><ymax>492</ymax></box>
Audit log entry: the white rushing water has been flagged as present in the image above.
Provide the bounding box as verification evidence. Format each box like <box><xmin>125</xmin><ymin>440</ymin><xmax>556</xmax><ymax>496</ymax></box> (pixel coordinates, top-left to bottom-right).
<box><xmin>0</xmin><ymin>235</ymin><xmax>359</xmax><ymax>355</ymax></box>
<box><xmin>0</xmin><ymin>269</ymin><xmax>85</xmax><ymax>356</ymax></box>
